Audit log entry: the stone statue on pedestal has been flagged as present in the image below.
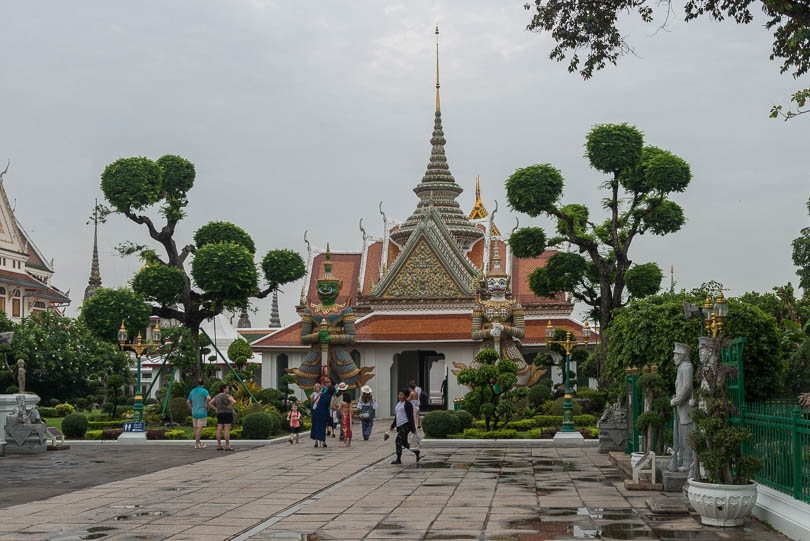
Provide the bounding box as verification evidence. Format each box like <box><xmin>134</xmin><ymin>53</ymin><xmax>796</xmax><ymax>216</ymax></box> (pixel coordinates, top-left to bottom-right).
<box><xmin>669</xmin><ymin>342</ymin><xmax>694</xmax><ymax>473</ymax></box>
<box><xmin>4</xmin><ymin>394</ymin><xmax>47</xmax><ymax>453</ymax></box>
<box><xmin>16</xmin><ymin>360</ymin><xmax>25</xmax><ymax>393</ymax></box>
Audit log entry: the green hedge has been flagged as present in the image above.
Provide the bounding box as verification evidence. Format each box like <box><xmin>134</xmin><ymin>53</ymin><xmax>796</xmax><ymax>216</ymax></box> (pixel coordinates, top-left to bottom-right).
<box><xmin>452</xmin><ymin>410</ymin><xmax>474</xmax><ymax>430</ymax></box>
<box><xmin>422</xmin><ymin>411</ymin><xmax>461</xmax><ymax>438</ymax></box>
<box><xmin>462</xmin><ymin>428</ymin><xmax>518</xmax><ymax>439</ymax></box>
<box><xmin>38</xmin><ymin>407</ymin><xmax>58</xmax><ymax>418</ymax></box>
<box><xmin>201</xmin><ymin>426</ymin><xmax>243</xmax><ymax>440</ymax></box>
<box><xmin>243</xmin><ymin>412</ymin><xmax>273</xmax><ymax>439</ymax></box>
<box><xmin>88</xmin><ymin>421</ymin><xmax>125</xmax><ymax>430</ymax></box>
<box><xmin>504</xmin><ymin>419</ymin><xmax>535</xmax><ymax>430</ymax></box>
<box><xmin>165</xmin><ymin>429</ymin><xmax>185</xmax><ymax>440</ymax></box>
<box><xmin>62</xmin><ymin>413</ymin><xmax>88</xmax><ymax>438</ymax></box>
<box><xmin>85</xmin><ymin>430</ymin><xmax>103</xmax><ymax>440</ymax></box>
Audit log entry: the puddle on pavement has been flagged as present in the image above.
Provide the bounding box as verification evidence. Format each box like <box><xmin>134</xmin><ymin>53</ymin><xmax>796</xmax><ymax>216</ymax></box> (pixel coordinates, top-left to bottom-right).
<box><xmin>510</xmin><ymin>516</ymin><xmax>656</xmax><ymax>540</ymax></box>
<box><xmin>374</xmin><ymin>523</ymin><xmax>404</xmax><ymax>530</ymax></box>
<box><xmin>51</xmin><ymin>527</ymin><xmax>118</xmax><ymax>541</ymax></box>
<box><xmin>113</xmin><ymin>510</ymin><xmax>168</xmax><ymax>520</ymax></box>
<box><xmin>599</xmin><ymin>523</ymin><xmax>655</xmax><ymax>539</ymax></box>
<box><xmin>110</xmin><ymin>504</ymin><xmax>142</xmax><ymax>509</ymax></box>
<box><xmin>533</xmin><ymin>460</ymin><xmax>577</xmax><ymax>472</ymax></box>
<box><xmin>649</xmin><ymin>529</ymin><xmax>722</xmax><ymax>540</ymax></box>
<box><xmin>425</xmin><ymin>535</ymin><xmax>478</xmax><ymax>539</ymax></box>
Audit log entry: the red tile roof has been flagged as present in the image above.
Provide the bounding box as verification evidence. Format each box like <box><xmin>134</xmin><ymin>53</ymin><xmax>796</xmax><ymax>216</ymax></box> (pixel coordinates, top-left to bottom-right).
<box><xmin>251</xmin><ymin>322</ymin><xmax>305</xmax><ymax>348</ymax></box>
<box><xmin>362</xmin><ymin>241</ymin><xmax>383</xmax><ymax>295</ymax></box>
<box><xmin>511</xmin><ymin>251</ymin><xmax>566</xmax><ymax>305</ymax></box>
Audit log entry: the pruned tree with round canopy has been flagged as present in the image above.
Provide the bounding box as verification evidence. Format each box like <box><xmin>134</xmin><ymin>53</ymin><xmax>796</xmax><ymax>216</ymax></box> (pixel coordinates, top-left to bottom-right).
<box><xmin>98</xmin><ymin>154</ymin><xmax>306</xmax><ymax>378</ymax></box>
<box><xmin>506</xmin><ymin>123</ymin><xmax>691</xmax><ymax>378</ymax></box>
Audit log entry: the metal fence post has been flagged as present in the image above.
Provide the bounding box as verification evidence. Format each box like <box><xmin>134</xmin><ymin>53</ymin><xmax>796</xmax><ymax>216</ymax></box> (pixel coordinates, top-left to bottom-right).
<box><xmin>793</xmin><ymin>406</ymin><xmax>802</xmax><ymax>500</ymax></box>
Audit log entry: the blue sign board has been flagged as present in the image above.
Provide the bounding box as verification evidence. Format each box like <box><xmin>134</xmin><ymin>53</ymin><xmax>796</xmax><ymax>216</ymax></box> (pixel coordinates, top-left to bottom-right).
<box><xmin>123</xmin><ymin>422</ymin><xmax>145</xmax><ymax>432</ymax></box>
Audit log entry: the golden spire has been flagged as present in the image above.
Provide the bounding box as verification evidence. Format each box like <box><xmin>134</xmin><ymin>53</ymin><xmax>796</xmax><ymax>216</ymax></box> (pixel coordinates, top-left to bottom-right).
<box><xmin>435</xmin><ymin>25</ymin><xmax>440</xmax><ymax>112</ymax></box>
<box><xmin>468</xmin><ymin>175</ymin><xmax>500</xmax><ymax>235</ymax></box>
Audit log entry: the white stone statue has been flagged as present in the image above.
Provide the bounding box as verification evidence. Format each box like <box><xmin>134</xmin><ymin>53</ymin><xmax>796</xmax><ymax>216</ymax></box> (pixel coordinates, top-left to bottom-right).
<box><xmin>669</xmin><ymin>342</ymin><xmax>694</xmax><ymax>473</ymax></box>
<box><xmin>10</xmin><ymin>394</ymin><xmax>42</xmax><ymax>425</ymax></box>
<box><xmin>16</xmin><ymin>359</ymin><xmax>25</xmax><ymax>393</ymax></box>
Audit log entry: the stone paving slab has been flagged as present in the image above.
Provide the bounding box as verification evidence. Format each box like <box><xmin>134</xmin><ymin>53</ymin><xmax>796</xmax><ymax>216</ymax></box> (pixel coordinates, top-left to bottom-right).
<box><xmin>0</xmin><ymin>425</ymin><xmax>795</xmax><ymax>541</ymax></box>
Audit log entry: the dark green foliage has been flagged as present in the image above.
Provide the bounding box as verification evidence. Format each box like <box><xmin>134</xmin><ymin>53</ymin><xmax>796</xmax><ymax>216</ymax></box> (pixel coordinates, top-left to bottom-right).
<box><xmin>75</xmin><ymin>398</ymin><xmax>89</xmax><ymax>411</ymax></box>
<box><xmin>267</xmin><ymin>411</ymin><xmax>283</xmax><ymax>434</ymax></box>
<box><xmin>101</xmin><ymin>402</ymin><xmax>114</xmax><ymax>415</ymax></box>
<box><xmin>548</xmin><ymin>397</ymin><xmax>583</xmax><ymax>417</ymax></box>
<box><xmin>105</xmin><ymin>374</ymin><xmax>125</xmax><ymax>418</ymax></box>
<box><xmin>575</xmin><ymin>388</ymin><xmax>607</xmax><ymax>415</ymax></box>
<box><xmin>625</xmin><ymin>263</ymin><xmax>663</xmax><ymax>298</ymax></box>
<box><xmin>242</xmin><ymin>412</ymin><xmax>273</xmax><ymax>439</ymax></box>
<box><xmin>784</xmin><ymin>336</ymin><xmax>810</xmax><ymax>397</ymax></box>
<box><xmin>11</xmin><ymin>312</ymin><xmax>132</xmax><ymax>402</ymax></box>
<box><xmin>257</xmin><ymin>387</ymin><xmax>283</xmax><ymax>406</ymax></box>
<box><xmin>508</xmin><ymin>227</ymin><xmax>547</xmax><ymax>258</ymax></box>
<box><xmin>49</xmin><ymin>399</ymin><xmax>61</xmax><ymax>407</ymax></box>
<box><xmin>132</xmin><ymin>265</ymin><xmax>187</xmax><ymax>306</ymax></box>
<box><xmin>0</xmin><ymin>370</ymin><xmax>12</xmax><ymax>391</ymax></box>
<box><xmin>261</xmin><ymin>249</ymin><xmax>307</xmax><ymax>291</ymax></box>
<box><xmin>793</xmin><ymin>199</ymin><xmax>810</xmax><ymax>293</ymax></box>
<box><xmin>642</xmin><ymin>200</ymin><xmax>685</xmax><ymax>235</ymax></box>
<box><xmin>528</xmin><ymin>252</ymin><xmax>589</xmax><ymax>299</ymax></box>
<box><xmin>155</xmin><ymin>155</ymin><xmax>195</xmax><ymax>203</ymax></box>
<box><xmin>167</xmin><ymin>397</ymin><xmax>189</xmax><ymax>423</ymax></box>
<box><xmin>227</xmin><ymin>339</ymin><xmax>253</xmax><ymax>370</ymax></box>
<box><xmin>101</xmin><ymin>157</ymin><xmax>162</xmax><ymax>213</ymax></box>
<box><xmin>81</xmin><ymin>288</ymin><xmax>151</xmax><ymax>343</ymax></box>
<box><xmin>585</xmin><ymin>123</ymin><xmax>643</xmax><ymax>174</ymax></box>
<box><xmin>62</xmin><ymin>413</ymin><xmax>89</xmax><ymax>438</ymax></box>
<box><xmin>457</xmin><ymin>349</ymin><xmax>519</xmax><ymax>430</ymax></box>
<box><xmin>505</xmin><ymin>164</ymin><xmax>564</xmax><ymax>217</ymax></box>
<box><xmin>453</xmin><ymin>409</ymin><xmax>474</xmax><ymax>430</ymax></box>
<box><xmin>528</xmin><ymin>380</ymin><xmax>553</xmax><ymax>407</ymax></box>
<box><xmin>606</xmin><ymin>292</ymin><xmax>783</xmax><ymax>402</ymax></box>
<box><xmin>643</xmin><ymin>149</ymin><xmax>691</xmax><ymax>193</ymax></box>
<box><xmin>191</xmin><ymin>243</ymin><xmax>257</xmax><ymax>310</ymax></box>
<box><xmin>5</xmin><ymin>385</ymin><xmax>18</xmax><ymax>394</ymax></box>
<box><xmin>38</xmin><ymin>407</ymin><xmax>58</xmax><ymax>418</ymax></box>
<box><xmin>504</xmin><ymin>419</ymin><xmax>535</xmax><ymax>430</ymax></box>
<box><xmin>422</xmin><ymin>410</ymin><xmax>461</xmax><ymax>438</ymax></box>
<box><xmin>194</xmin><ymin>222</ymin><xmax>256</xmax><ymax>254</ymax></box>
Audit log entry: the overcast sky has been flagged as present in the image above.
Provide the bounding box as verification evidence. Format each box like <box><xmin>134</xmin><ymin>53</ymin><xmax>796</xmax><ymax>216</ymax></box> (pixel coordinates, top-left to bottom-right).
<box><xmin>1</xmin><ymin>1</ymin><xmax>807</xmax><ymax>327</ymax></box>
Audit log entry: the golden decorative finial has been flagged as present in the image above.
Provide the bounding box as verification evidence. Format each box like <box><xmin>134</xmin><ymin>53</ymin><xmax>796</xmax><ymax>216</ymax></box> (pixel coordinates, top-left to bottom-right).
<box><xmin>435</xmin><ymin>24</ymin><xmax>440</xmax><ymax>112</ymax></box>
<box><xmin>475</xmin><ymin>174</ymin><xmax>481</xmax><ymax>201</ymax></box>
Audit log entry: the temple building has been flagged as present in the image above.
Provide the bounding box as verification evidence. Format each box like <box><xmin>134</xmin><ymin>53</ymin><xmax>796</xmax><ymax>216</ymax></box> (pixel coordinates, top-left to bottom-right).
<box><xmin>252</xmin><ymin>31</ymin><xmax>589</xmax><ymax>416</ymax></box>
<box><xmin>0</xmin><ymin>164</ymin><xmax>70</xmax><ymax>319</ymax></box>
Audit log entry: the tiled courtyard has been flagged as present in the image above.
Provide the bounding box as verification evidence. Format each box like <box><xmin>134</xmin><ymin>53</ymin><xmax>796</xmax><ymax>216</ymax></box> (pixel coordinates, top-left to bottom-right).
<box><xmin>0</xmin><ymin>427</ymin><xmax>790</xmax><ymax>540</ymax></box>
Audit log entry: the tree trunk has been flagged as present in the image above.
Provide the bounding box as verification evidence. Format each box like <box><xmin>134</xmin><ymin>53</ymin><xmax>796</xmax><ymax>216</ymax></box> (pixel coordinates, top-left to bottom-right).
<box><xmin>190</xmin><ymin>325</ymin><xmax>201</xmax><ymax>381</ymax></box>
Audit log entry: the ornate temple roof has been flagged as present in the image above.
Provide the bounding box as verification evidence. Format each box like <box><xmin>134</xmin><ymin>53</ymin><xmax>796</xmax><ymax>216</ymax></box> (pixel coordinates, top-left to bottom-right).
<box><xmin>84</xmin><ymin>203</ymin><xmax>102</xmax><ymax>301</ymax></box>
<box><xmin>390</xmin><ymin>28</ymin><xmax>484</xmax><ymax>250</ymax></box>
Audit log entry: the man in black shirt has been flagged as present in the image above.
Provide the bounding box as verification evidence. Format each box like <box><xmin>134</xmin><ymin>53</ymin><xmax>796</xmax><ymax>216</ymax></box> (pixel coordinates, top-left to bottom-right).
<box><xmin>388</xmin><ymin>389</ymin><xmax>421</xmax><ymax>464</ymax></box>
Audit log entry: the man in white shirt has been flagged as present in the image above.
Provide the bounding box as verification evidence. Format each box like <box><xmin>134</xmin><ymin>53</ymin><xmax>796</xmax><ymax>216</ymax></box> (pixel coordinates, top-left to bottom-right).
<box><xmin>388</xmin><ymin>389</ymin><xmax>421</xmax><ymax>464</ymax></box>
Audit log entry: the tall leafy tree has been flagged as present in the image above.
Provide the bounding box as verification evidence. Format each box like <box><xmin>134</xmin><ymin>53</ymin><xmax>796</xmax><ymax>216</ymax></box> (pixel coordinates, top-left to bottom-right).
<box><xmin>80</xmin><ymin>287</ymin><xmax>151</xmax><ymax>343</ymax></box>
<box><xmin>506</xmin><ymin>123</ymin><xmax>690</xmax><ymax>374</ymax></box>
<box><xmin>793</xmin><ymin>198</ymin><xmax>810</xmax><ymax>293</ymax></box>
<box><xmin>99</xmin><ymin>155</ymin><xmax>306</xmax><ymax>377</ymax></box>
<box><xmin>524</xmin><ymin>1</ymin><xmax>810</xmax><ymax>119</ymax></box>
<box><xmin>10</xmin><ymin>312</ymin><xmax>131</xmax><ymax>401</ymax></box>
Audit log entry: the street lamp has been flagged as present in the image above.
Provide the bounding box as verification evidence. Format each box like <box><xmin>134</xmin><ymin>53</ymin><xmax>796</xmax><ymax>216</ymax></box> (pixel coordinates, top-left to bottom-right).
<box><xmin>545</xmin><ymin>320</ymin><xmax>592</xmax><ymax>433</ymax></box>
<box><xmin>118</xmin><ymin>320</ymin><xmax>162</xmax><ymax>422</ymax></box>
<box><xmin>701</xmin><ymin>290</ymin><xmax>728</xmax><ymax>337</ymax></box>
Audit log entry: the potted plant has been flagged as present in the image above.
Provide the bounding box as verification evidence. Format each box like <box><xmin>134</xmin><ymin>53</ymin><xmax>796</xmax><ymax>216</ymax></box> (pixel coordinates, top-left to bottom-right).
<box><xmin>687</xmin><ymin>337</ymin><xmax>761</xmax><ymax>527</ymax></box>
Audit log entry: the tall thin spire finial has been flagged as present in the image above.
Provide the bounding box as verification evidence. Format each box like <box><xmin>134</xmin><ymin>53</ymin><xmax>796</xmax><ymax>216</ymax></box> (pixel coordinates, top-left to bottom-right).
<box><xmin>84</xmin><ymin>199</ymin><xmax>102</xmax><ymax>301</ymax></box>
<box><xmin>435</xmin><ymin>24</ymin><xmax>440</xmax><ymax>112</ymax></box>
<box><xmin>475</xmin><ymin>174</ymin><xmax>480</xmax><ymax>201</ymax></box>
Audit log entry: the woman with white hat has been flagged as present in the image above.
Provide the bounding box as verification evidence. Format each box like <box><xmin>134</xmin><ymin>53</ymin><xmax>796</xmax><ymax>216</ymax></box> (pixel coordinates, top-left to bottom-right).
<box><xmin>356</xmin><ymin>385</ymin><xmax>378</xmax><ymax>440</ymax></box>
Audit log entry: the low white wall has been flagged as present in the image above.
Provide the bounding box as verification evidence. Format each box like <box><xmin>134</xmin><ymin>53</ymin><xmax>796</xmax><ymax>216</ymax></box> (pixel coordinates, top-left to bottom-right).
<box><xmin>753</xmin><ymin>484</ymin><xmax>810</xmax><ymax>541</ymax></box>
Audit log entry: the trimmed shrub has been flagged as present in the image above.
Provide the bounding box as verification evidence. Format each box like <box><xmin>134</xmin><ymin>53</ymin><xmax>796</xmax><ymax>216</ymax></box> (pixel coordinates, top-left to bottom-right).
<box><xmin>102</xmin><ymin>402</ymin><xmax>114</xmax><ymax>415</ymax></box>
<box><xmin>62</xmin><ymin>413</ymin><xmax>89</xmax><ymax>438</ymax></box>
<box><xmin>267</xmin><ymin>411</ymin><xmax>283</xmax><ymax>435</ymax></box>
<box><xmin>528</xmin><ymin>381</ymin><xmax>552</xmax><ymax>407</ymax></box>
<box><xmin>38</xmin><ymin>407</ymin><xmax>58</xmax><ymax>418</ymax></box>
<box><xmin>257</xmin><ymin>388</ymin><xmax>283</xmax><ymax>406</ymax></box>
<box><xmin>165</xmin><ymin>429</ymin><xmax>186</xmax><ymax>440</ymax></box>
<box><xmin>167</xmin><ymin>397</ymin><xmax>188</xmax><ymax>423</ymax></box>
<box><xmin>576</xmin><ymin>388</ymin><xmax>607</xmax><ymax>415</ymax></box>
<box><xmin>201</xmin><ymin>426</ymin><xmax>242</xmax><ymax>440</ymax></box>
<box><xmin>5</xmin><ymin>385</ymin><xmax>19</xmax><ymax>394</ymax></box>
<box><xmin>422</xmin><ymin>410</ymin><xmax>461</xmax><ymax>438</ymax></box>
<box><xmin>573</xmin><ymin>414</ymin><xmax>598</xmax><ymax>427</ymax></box>
<box><xmin>147</xmin><ymin>429</ymin><xmax>167</xmax><ymax>440</ymax></box>
<box><xmin>533</xmin><ymin>415</ymin><xmax>563</xmax><ymax>427</ymax></box>
<box><xmin>76</xmin><ymin>398</ymin><xmax>89</xmax><ymax>411</ymax></box>
<box><xmin>548</xmin><ymin>397</ymin><xmax>583</xmax><ymax>417</ymax></box>
<box><xmin>453</xmin><ymin>410</ymin><xmax>474</xmax><ymax>430</ymax></box>
<box><xmin>102</xmin><ymin>429</ymin><xmax>123</xmax><ymax>439</ymax></box>
<box><xmin>85</xmin><ymin>430</ymin><xmax>103</xmax><ymax>440</ymax></box>
<box><xmin>55</xmin><ymin>403</ymin><xmax>75</xmax><ymax>417</ymax></box>
<box><xmin>504</xmin><ymin>419</ymin><xmax>535</xmax><ymax>431</ymax></box>
<box><xmin>242</xmin><ymin>412</ymin><xmax>273</xmax><ymax>439</ymax></box>
<box><xmin>88</xmin><ymin>421</ymin><xmax>124</xmax><ymax>430</ymax></box>
<box><xmin>49</xmin><ymin>398</ymin><xmax>61</xmax><ymax>407</ymax></box>
<box><xmin>0</xmin><ymin>370</ymin><xmax>13</xmax><ymax>390</ymax></box>
<box><xmin>462</xmin><ymin>428</ymin><xmax>519</xmax><ymax>439</ymax></box>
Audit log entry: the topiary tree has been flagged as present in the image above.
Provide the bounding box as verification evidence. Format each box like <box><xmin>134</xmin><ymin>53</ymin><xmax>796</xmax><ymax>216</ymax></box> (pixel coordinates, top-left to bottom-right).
<box><xmin>456</xmin><ymin>349</ymin><xmax>519</xmax><ymax>430</ymax></box>
<box><xmin>242</xmin><ymin>412</ymin><xmax>273</xmax><ymax>439</ymax></box>
<box><xmin>80</xmin><ymin>287</ymin><xmax>151</xmax><ymax>343</ymax></box>
<box><xmin>453</xmin><ymin>409</ymin><xmax>474</xmax><ymax>430</ymax></box>
<box><xmin>506</xmin><ymin>124</ymin><xmax>690</xmax><ymax>378</ymax></box>
<box><xmin>528</xmin><ymin>379</ymin><xmax>553</xmax><ymax>407</ymax></box>
<box><xmin>105</xmin><ymin>374</ymin><xmax>125</xmax><ymax>419</ymax></box>
<box><xmin>98</xmin><ymin>155</ymin><xmax>306</xmax><ymax>378</ymax></box>
<box><xmin>279</xmin><ymin>374</ymin><xmax>297</xmax><ymax>410</ymax></box>
<box><xmin>227</xmin><ymin>339</ymin><xmax>253</xmax><ymax>371</ymax></box>
<box><xmin>62</xmin><ymin>413</ymin><xmax>89</xmax><ymax>438</ymax></box>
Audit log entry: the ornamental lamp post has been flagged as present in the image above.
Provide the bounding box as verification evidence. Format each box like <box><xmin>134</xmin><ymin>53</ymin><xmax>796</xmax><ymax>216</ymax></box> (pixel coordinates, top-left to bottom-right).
<box><xmin>701</xmin><ymin>289</ymin><xmax>728</xmax><ymax>338</ymax></box>
<box><xmin>118</xmin><ymin>320</ymin><xmax>162</xmax><ymax>423</ymax></box>
<box><xmin>545</xmin><ymin>320</ymin><xmax>592</xmax><ymax>434</ymax></box>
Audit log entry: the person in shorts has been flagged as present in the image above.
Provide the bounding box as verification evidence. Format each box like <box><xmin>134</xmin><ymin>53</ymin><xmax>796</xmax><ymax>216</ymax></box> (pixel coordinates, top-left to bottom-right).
<box><xmin>186</xmin><ymin>378</ymin><xmax>211</xmax><ymax>449</ymax></box>
<box><xmin>208</xmin><ymin>383</ymin><xmax>237</xmax><ymax>451</ymax></box>
<box><xmin>287</xmin><ymin>403</ymin><xmax>302</xmax><ymax>444</ymax></box>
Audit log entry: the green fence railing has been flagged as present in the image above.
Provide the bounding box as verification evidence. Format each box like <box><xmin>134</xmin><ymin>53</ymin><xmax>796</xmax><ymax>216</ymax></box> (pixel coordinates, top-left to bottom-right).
<box><xmin>741</xmin><ymin>401</ymin><xmax>810</xmax><ymax>503</ymax></box>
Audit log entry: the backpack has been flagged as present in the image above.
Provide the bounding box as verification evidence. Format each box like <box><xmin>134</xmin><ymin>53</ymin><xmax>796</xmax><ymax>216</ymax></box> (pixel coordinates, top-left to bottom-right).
<box><xmin>419</xmin><ymin>391</ymin><xmax>429</xmax><ymax>409</ymax></box>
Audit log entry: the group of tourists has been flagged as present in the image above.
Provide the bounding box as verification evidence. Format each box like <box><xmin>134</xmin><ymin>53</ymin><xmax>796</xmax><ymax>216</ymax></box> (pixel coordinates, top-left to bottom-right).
<box><xmin>186</xmin><ymin>376</ymin><xmax>425</xmax><ymax>464</ymax></box>
<box><xmin>309</xmin><ymin>381</ymin><xmax>379</xmax><ymax>448</ymax></box>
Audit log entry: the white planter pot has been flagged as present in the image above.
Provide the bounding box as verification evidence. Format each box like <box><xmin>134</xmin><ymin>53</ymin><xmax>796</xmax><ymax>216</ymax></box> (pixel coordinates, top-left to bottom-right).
<box><xmin>687</xmin><ymin>478</ymin><xmax>757</xmax><ymax>527</ymax></box>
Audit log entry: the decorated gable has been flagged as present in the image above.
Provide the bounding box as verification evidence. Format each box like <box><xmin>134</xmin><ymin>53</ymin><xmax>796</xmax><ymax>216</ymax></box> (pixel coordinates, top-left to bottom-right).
<box><xmin>380</xmin><ymin>239</ymin><xmax>464</xmax><ymax>298</ymax></box>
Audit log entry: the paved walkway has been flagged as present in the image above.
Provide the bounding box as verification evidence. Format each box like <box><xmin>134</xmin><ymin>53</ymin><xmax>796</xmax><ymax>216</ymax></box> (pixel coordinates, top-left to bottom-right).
<box><xmin>0</xmin><ymin>425</ymin><xmax>790</xmax><ymax>540</ymax></box>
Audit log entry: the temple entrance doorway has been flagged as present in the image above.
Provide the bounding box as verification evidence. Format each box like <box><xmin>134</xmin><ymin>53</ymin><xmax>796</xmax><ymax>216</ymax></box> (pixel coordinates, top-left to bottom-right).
<box><xmin>389</xmin><ymin>350</ymin><xmax>445</xmax><ymax>414</ymax></box>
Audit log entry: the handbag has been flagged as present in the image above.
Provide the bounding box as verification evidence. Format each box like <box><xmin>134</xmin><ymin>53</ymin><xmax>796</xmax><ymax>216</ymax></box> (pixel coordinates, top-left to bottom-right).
<box><xmin>359</xmin><ymin>411</ymin><xmax>371</xmax><ymax>420</ymax></box>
